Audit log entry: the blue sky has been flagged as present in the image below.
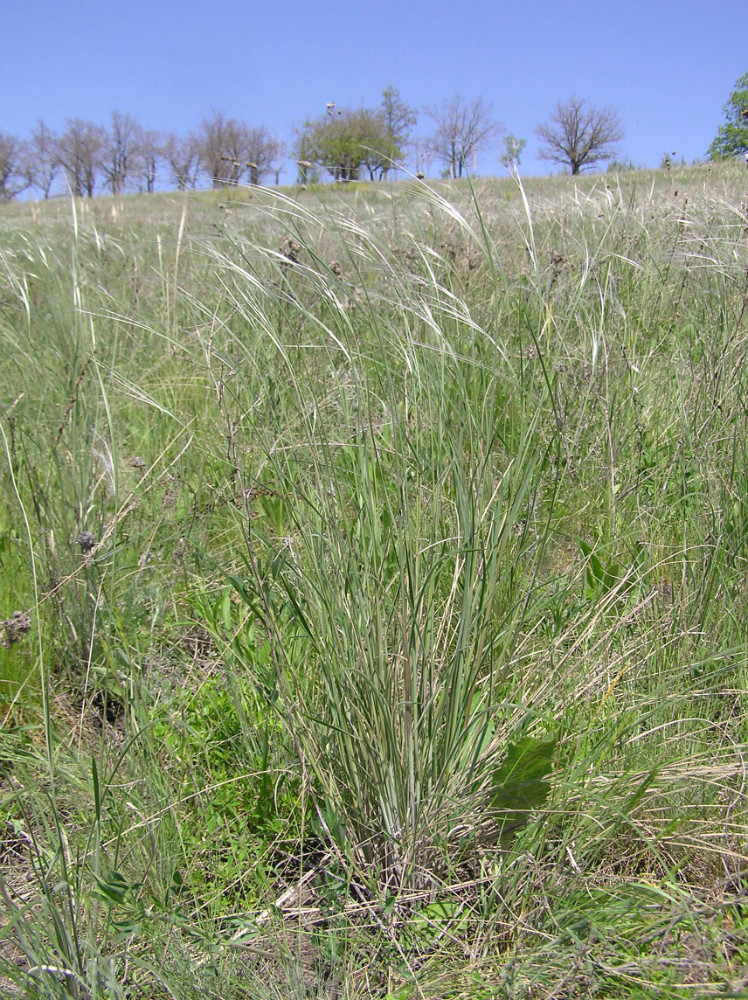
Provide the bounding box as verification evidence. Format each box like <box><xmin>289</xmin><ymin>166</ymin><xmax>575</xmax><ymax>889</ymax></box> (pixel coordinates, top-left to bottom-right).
<box><xmin>3</xmin><ymin>0</ymin><xmax>745</xmax><ymax>184</ymax></box>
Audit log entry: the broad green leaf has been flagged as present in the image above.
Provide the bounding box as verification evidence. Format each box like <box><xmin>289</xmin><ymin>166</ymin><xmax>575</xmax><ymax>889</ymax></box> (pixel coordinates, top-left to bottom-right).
<box><xmin>490</xmin><ymin>736</ymin><xmax>556</xmax><ymax>839</ymax></box>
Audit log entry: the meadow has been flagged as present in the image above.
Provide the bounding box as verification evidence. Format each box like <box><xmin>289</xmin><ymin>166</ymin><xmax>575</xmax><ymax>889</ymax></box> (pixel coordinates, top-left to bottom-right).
<box><xmin>1</xmin><ymin>161</ymin><xmax>747</xmax><ymax>999</ymax></box>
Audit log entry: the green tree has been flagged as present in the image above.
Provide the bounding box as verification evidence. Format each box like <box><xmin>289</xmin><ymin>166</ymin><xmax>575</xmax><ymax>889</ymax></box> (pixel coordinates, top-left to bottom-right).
<box><xmin>707</xmin><ymin>72</ymin><xmax>748</xmax><ymax>159</ymax></box>
<box><xmin>500</xmin><ymin>133</ymin><xmax>526</xmax><ymax>172</ymax></box>
<box><xmin>297</xmin><ymin>97</ymin><xmax>410</xmax><ymax>182</ymax></box>
<box><xmin>296</xmin><ymin>110</ymin><xmax>363</xmax><ymax>181</ymax></box>
<box><xmin>379</xmin><ymin>86</ymin><xmax>417</xmax><ymax>178</ymax></box>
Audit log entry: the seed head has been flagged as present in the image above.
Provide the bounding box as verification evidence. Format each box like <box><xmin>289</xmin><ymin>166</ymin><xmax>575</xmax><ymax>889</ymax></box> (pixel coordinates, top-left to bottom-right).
<box><xmin>77</xmin><ymin>531</ymin><xmax>97</xmax><ymax>553</ymax></box>
<box><xmin>1</xmin><ymin>611</ymin><xmax>31</xmax><ymax>647</ymax></box>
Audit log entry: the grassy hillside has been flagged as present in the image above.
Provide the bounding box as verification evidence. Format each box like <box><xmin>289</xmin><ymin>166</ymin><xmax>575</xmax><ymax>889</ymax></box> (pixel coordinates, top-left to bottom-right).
<box><xmin>1</xmin><ymin>162</ymin><xmax>747</xmax><ymax>998</ymax></box>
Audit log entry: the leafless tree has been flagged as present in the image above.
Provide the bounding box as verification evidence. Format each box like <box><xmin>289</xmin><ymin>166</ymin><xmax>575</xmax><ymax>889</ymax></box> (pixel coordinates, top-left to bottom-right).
<box><xmin>425</xmin><ymin>95</ymin><xmax>503</xmax><ymax>178</ymax></box>
<box><xmin>25</xmin><ymin>120</ymin><xmax>59</xmax><ymax>198</ymax></box>
<box><xmin>137</xmin><ymin>129</ymin><xmax>163</xmax><ymax>193</ymax></box>
<box><xmin>409</xmin><ymin>136</ymin><xmax>435</xmax><ymax>178</ymax></box>
<box><xmin>57</xmin><ymin>118</ymin><xmax>105</xmax><ymax>197</ymax></box>
<box><xmin>0</xmin><ymin>132</ymin><xmax>30</xmax><ymax>202</ymax></box>
<box><xmin>163</xmin><ymin>132</ymin><xmax>201</xmax><ymax>190</ymax></box>
<box><xmin>535</xmin><ymin>97</ymin><xmax>624</xmax><ymax>175</ymax></box>
<box><xmin>194</xmin><ymin>112</ymin><xmax>279</xmax><ymax>186</ymax></box>
<box><xmin>101</xmin><ymin>111</ymin><xmax>141</xmax><ymax>194</ymax></box>
<box><xmin>267</xmin><ymin>136</ymin><xmax>287</xmax><ymax>185</ymax></box>
<box><xmin>245</xmin><ymin>125</ymin><xmax>275</xmax><ymax>185</ymax></box>
<box><xmin>196</xmin><ymin>111</ymin><xmax>250</xmax><ymax>187</ymax></box>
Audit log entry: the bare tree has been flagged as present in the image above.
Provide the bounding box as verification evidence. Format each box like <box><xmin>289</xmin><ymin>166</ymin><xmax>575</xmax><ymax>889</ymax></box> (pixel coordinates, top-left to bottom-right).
<box><xmin>137</xmin><ymin>129</ymin><xmax>163</xmax><ymax>193</ymax></box>
<box><xmin>410</xmin><ymin>136</ymin><xmax>435</xmax><ymax>178</ymax></box>
<box><xmin>536</xmin><ymin>97</ymin><xmax>624</xmax><ymax>175</ymax></box>
<box><xmin>425</xmin><ymin>95</ymin><xmax>503</xmax><ymax>178</ymax></box>
<box><xmin>25</xmin><ymin>120</ymin><xmax>59</xmax><ymax>198</ymax></box>
<box><xmin>163</xmin><ymin>132</ymin><xmax>201</xmax><ymax>190</ymax></box>
<box><xmin>101</xmin><ymin>111</ymin><xmax>141</xmax><ymax>194</ymax></box>
<box><xmin>57</xmin><ymin>119</ymin><xmax>105</xmax><ymax>197</ymax></box>
<box><xmin>267</xmin><ymin>136</ymin><xmax>287</xmax><ymax>185</ymax></box>
<box><xmin>0</xmin><ymin>132</ymin><xmax>29</xmax><ymax>202</ymax></box>
<box><xmin>195</xmin><ymin>111</ymin><xmax>251</xmax><ymax>187</ymax></box>
<box><xmin>245</xmin><ymin>125</ymin><xmax>276</xmax><ymax>185</ymax></box>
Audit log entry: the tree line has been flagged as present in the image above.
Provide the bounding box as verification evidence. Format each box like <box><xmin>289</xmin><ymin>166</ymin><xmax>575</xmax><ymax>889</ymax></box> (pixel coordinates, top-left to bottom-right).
<box><xmin>0</xmin><ymin>112</ymin><xmax>287</xmax><ymax>202</ymax></box>
<box><xmin>2</xmin><ymin>76</ymin><xmax>744</xmax><ymax>204</ymax></box>
<box><xmin>0</xmin><ymin>87</ymin><xmax>630</xmax><ymax>203</ymax></box>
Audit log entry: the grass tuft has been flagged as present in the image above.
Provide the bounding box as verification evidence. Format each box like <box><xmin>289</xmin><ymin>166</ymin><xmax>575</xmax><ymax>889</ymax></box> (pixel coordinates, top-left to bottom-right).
<box><xmin>1</xmin><ymin>162</ymin><xmax>747</xmax><ymax>997</ymax></box>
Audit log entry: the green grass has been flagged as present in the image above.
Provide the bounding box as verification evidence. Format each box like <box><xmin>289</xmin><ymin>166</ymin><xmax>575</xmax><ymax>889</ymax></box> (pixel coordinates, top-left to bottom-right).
<box><xmin>1</xmin><ymin>162</ymin><xmax>747</xmax><ymax>998</ymax></box>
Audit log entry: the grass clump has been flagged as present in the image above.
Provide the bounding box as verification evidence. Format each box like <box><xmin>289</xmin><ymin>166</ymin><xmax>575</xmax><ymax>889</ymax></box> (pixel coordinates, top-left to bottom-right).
<box><xmin>1</xmin><ymin>162</ymin><xmax>747</xmax><ymax>998</ymax></box>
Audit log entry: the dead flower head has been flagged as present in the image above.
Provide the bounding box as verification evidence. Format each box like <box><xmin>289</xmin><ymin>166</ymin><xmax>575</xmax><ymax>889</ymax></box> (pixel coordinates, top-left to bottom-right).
<box><xmin>1</xmin><ymin>611</ymin><xmax>31</xmax><ymax>647</ymax></box>
<box><xmin>280</xmin><ymin>236</ymin><xmax>301</xmax><ymax>266</ymax></box>
<box><xmin>77</xmin><ymin>531</ymin><xmax>97</xmax><ymax>553</ymax></box>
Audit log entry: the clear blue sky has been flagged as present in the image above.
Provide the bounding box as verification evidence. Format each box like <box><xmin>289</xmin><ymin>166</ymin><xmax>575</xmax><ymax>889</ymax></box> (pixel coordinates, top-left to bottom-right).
<box><xmin>3</xmin><ymin>0</ymin><xmax>745</xmax><ymax>183</ymax></box>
